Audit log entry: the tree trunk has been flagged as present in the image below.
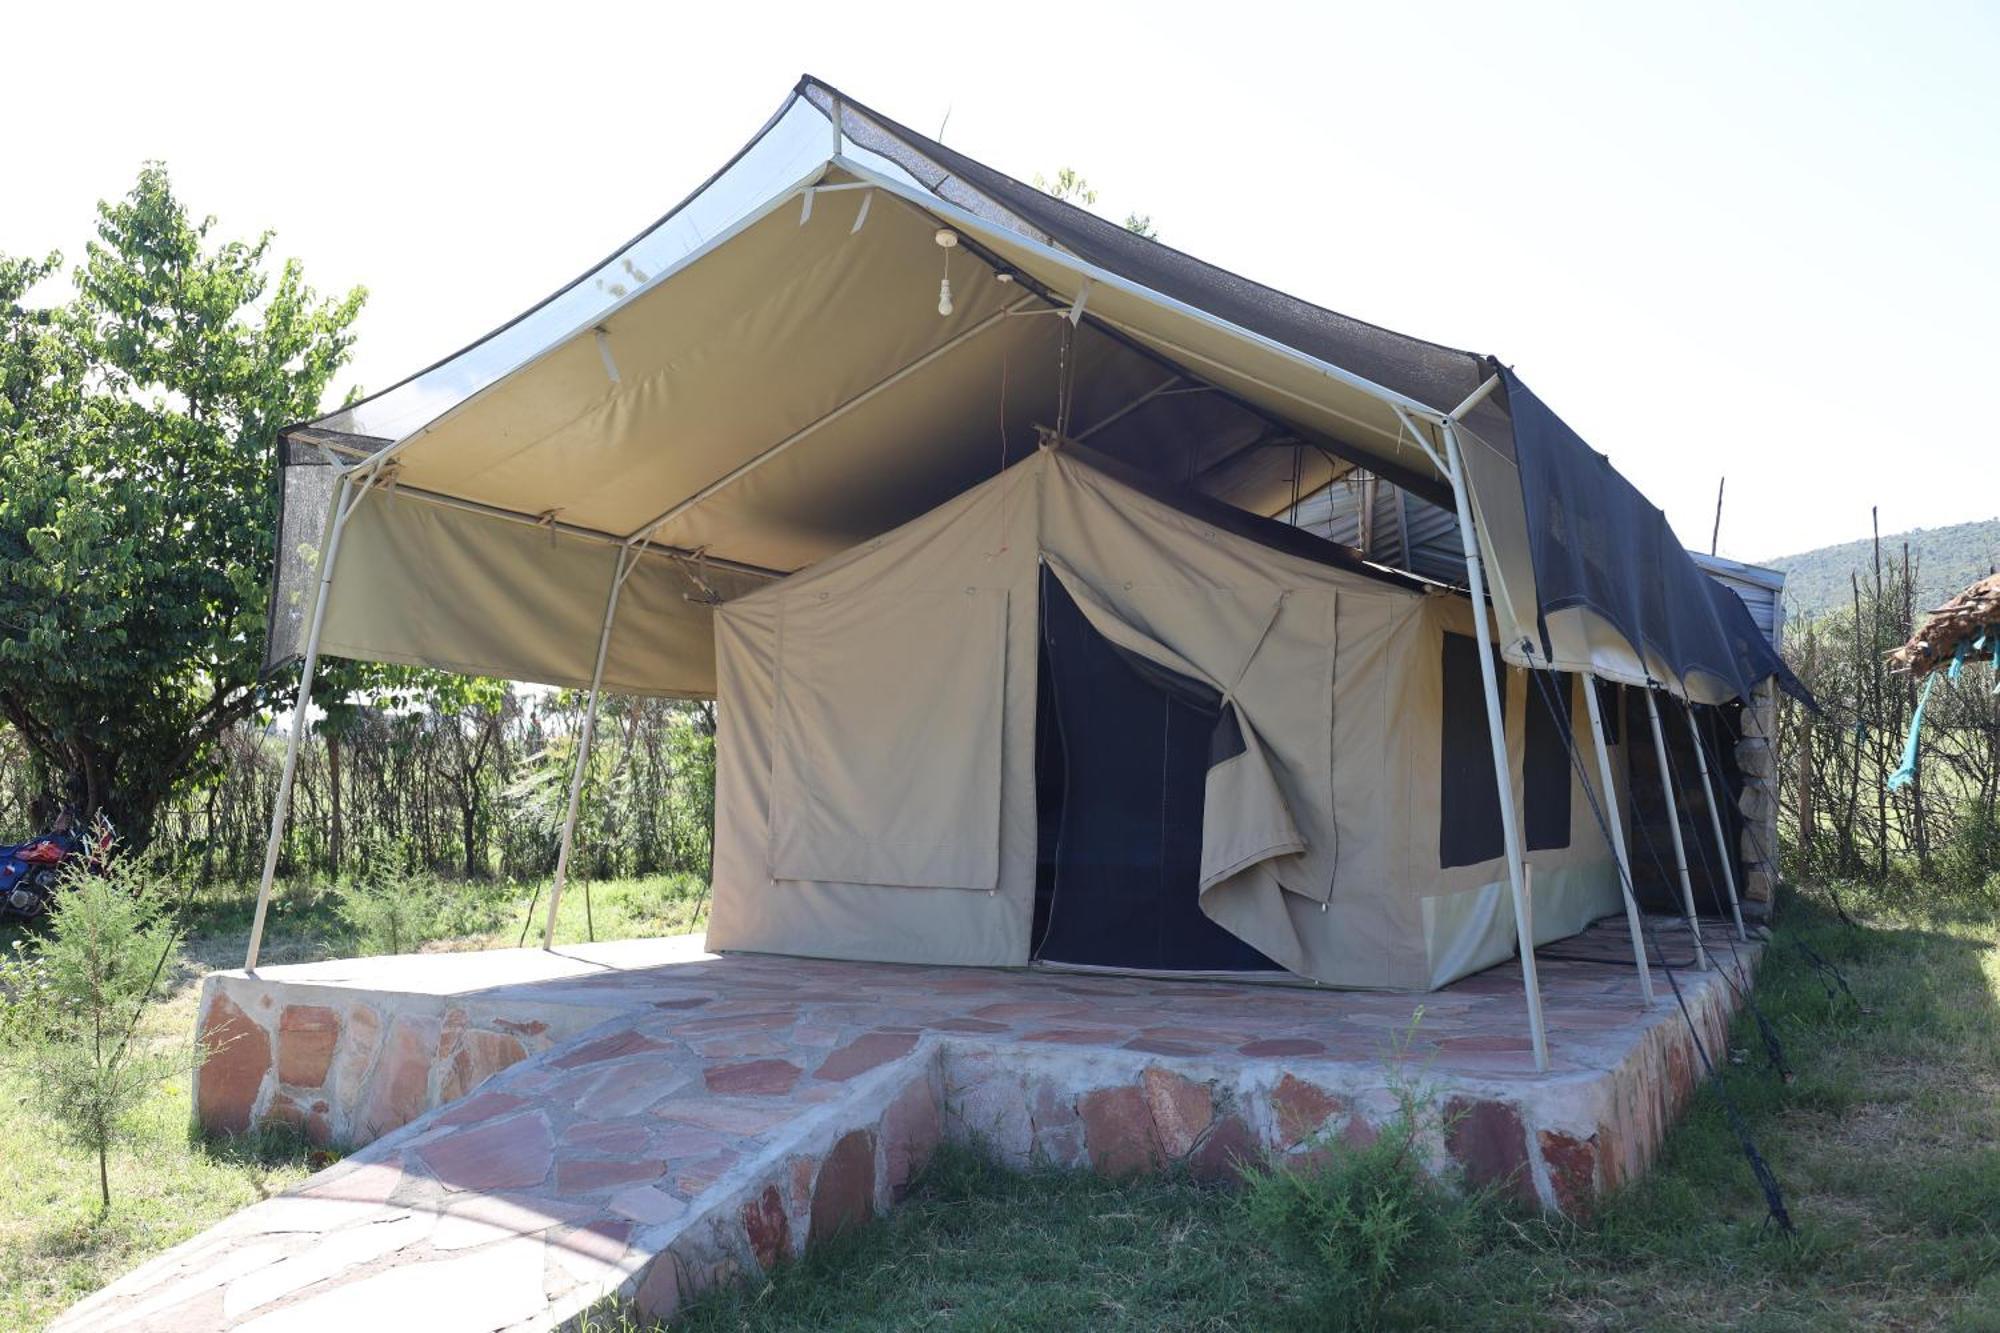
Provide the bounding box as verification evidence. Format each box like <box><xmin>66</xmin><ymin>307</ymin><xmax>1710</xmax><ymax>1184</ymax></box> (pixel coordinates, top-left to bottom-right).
<box><xmin>462</xmin><ymin>799</ymin><xmax>479</xmax><ymax>881</ymax></box>
<box><xmin>327</xmin><ymin>733</ymin><xmax>344</xmax><ymax>878</ymax></box>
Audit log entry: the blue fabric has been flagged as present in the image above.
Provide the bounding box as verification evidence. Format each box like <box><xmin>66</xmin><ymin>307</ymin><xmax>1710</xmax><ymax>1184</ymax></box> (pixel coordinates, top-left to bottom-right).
<box><xmin>1888</xmin><ymin>674</ymin><xmax>1938</xmax><ymax>791</ymax></box>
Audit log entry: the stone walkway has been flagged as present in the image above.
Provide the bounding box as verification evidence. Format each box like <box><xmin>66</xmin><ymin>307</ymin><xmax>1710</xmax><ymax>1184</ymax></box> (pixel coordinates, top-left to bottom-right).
<box><xmin>56</xmin><ymin>918</ymin><xmax>1755</xmax><ymax>1331</ymax></box>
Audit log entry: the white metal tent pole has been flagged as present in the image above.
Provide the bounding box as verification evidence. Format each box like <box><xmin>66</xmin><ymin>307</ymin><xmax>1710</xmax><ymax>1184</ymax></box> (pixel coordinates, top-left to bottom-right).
<box><xmin>1582</xmin><ymin>680</ymin><xmax>1655</xmax><ymax>1004</ymax></box>
<box><xmin>246</xmin><ymin>471</ymin><xmax>366</xmax><ymax>970</ymax></box>
<box><xmin>543</xmin><ymin>547</ymin><xmax>635</xmax><ymax>949</ymax></box>
<box><xmin>1684</xmin><ymin>704</ymin><xmax>1749</xmax><ymax>941</ymax></box>
<box><xmin>1440</xmin><ymin>420</ymin><xmax>1549</xmax><ymax>1072</ymax></box>
<box><xmin>1643</xmin><ymin>688</ymin><xmax>1711</xmax><ymax>971</ymax></box>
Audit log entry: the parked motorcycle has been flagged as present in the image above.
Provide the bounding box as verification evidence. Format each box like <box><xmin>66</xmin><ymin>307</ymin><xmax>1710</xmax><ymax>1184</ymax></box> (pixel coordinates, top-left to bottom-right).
<box><xmin>0</xmin><ymin>810</ymin><xmax>114</xmax><ymax>922</ymax></box>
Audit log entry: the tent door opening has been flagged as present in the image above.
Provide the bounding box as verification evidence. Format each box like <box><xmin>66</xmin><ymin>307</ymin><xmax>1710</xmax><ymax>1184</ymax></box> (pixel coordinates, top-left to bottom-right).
<box><xmin>1031</xmin><ymin>568</ymin><xmax>1283</xmax><ymax>973</ymax></box>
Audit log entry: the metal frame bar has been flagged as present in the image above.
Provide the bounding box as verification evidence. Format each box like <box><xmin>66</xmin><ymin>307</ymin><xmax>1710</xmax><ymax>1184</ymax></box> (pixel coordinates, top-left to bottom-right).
<box><xmin>374</xmin><ymin>480</ymin><xmax>785</xmax><ymax>580</ymax></box>
<box><xmin>1644</xmin><ymin>688</ymin><xmax>1711</xmax><ymax>971</ymax></box>
<box><xmin>1684</xmin><ymin>704</ymin><xmax>1749</xmax><ymax>941</ymax></box>
<box><xmin>829</xmin><ymin>158</ymin><xmax>1449</xmax><ymax>426</ymax></box>
<box><xmin>245</xmin><ymin>470</ymin><xmax>374</xmax><ymax>970</ymax></box>
<box><xmin>1072</xmin><ymin>374</ymin><xmax>1185</xmax><ymax>442</ymax></box>
<box><xmin>542</xmin><ymin>544</ymin><xmax>642</xmax><ymax>948</ymax></box>
<box><xmin>1583</xmin><ymin>680</ymin><xmax>1656</xmax><ymax>1003</ymax></box>
<box><xmin>1441</xmin><ymin>419</ymin><xmax>1550</xmax><ymax>1071</ymax></box>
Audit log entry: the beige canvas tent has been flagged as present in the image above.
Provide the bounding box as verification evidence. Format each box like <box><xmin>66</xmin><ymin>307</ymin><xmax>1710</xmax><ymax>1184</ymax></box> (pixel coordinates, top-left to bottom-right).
<box><xmin>708</xmin><ymin>445</ymin><xmax>1623</xmax><ymax>990</ymax></box>
<box><xmin>251</xmin><ymin>77</ymin><xmax>1805</xmax><ymax>1069</ymax></box>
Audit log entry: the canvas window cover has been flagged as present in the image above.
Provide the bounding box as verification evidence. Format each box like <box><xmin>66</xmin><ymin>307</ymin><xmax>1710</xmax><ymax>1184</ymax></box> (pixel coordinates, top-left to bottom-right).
<box><xmin>768</xmin><ymin>586</ymin><xmax>1007</xmax><ymax>890</ymax></box>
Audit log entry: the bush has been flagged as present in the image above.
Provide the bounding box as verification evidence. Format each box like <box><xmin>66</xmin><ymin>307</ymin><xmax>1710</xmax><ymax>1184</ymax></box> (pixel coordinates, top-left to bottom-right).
<box><xmin>1238</xmin><ymin>1060</ymin><xmax>1493</xmax><ymax>1328</ymax></box>
<box><xmin>0</xmin><ymin>853</ymin><xmax>190</xmax><ymax>1213</ymax></box>
<box><xmin>334</xmin><ymin>830</ymin><xmax>443</xmax><ymax>955</ymax></box>
<box><xmin>1937</xmin><ymin>800</ymin><xmax>2000</xmax><ymax>899</ymax></box>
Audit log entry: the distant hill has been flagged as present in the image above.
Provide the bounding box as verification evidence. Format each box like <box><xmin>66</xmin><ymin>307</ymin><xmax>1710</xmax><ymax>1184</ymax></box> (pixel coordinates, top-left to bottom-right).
<box><xmin>1763</xmin><ymin>517</ymin><xmax>2000</xmax><ymax>622</ymax></box>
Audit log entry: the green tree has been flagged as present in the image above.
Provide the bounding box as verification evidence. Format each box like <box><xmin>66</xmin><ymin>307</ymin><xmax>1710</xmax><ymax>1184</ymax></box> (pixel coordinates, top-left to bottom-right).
<box><xmin>0</xmin><ymin>166</ymin><xmax>365</xmax><ymax>843</ymax></box>
<box><xmin>0</xmin><ymin>857</ymin><xmax>187</xmax><ymax>1213</ymax></box>
<box><xmin>1034</xmin><ymin>167</ymin><xmax>1159</xmax><ymax>239</ymax></box>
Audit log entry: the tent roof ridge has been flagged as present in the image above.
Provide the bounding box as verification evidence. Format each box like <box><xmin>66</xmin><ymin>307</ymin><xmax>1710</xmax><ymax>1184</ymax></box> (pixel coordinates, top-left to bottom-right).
<box><xmin>796</xmin><ymin>74</ymin><xmax>1492</xmax><ymax>379</ymax></box>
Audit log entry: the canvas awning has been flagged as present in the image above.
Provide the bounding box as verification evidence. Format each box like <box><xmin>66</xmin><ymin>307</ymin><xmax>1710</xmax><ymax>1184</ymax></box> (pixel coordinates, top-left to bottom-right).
<box><xmin>269</xmin><ymin>75</ymin><xmax>1800</xmax><ymax>711</ymax></box>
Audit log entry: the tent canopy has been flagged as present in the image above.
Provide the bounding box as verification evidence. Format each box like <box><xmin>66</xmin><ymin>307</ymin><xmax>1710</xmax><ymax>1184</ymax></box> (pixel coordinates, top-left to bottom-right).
<box><xmin>271</xmin><ymin>75</ymin><xmax>1798</xmax><ymax>709</ymax></box>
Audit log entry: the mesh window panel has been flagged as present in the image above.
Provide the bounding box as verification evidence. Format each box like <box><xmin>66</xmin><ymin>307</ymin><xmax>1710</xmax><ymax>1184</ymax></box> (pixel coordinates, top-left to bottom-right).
<box><xmin>1439</xmin><ymin>631</ymin><xmax>1506</xmax><ymax>869</ymax></box>
<box><xmin>1525</xmin><ymin>671</ymin><xmax>1574</xmax><ymax>852</ymax></box>
<box><xmin>1032</xmin><ymin>570</ymin><xmax>1280</xmax><ymax>972</ymax></box>
<box><xmin>263</xmin><ymin>439</ymin><xmax>340</xmax><ymax>673</ymax></box>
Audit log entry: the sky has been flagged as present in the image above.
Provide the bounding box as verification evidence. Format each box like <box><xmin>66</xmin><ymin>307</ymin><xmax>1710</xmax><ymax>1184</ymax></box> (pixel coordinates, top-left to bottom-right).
<box><xmin>7</xmin><ymin>0</ymin><xmax>1997</xmax><ymax>563</ymax></box>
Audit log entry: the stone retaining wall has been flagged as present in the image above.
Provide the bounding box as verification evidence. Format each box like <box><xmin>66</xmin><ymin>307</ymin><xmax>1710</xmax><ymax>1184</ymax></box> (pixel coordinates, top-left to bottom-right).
<box><xmin>194</xmin><ymin>978</ymin><xmax>632</xmax><ymax>1147</ymax></box>
<box><xmin>628</xmin><ymin>967</ymin><xmax>1742</xmax><ymax>1318</ymax></box>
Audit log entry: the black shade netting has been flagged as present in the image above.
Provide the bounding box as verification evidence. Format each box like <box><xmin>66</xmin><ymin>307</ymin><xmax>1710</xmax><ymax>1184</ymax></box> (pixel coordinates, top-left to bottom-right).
<box><xmin>1032</xmin><ymin>570</ymin><xmax>1281</xmax><ymax>973</ymax></box>
<box><xmin>263</xmin><ymin>435</ymin><xmax>342</xmax><ymax>675</ymax></box>
<box><xmin>1501</xmin><ymin>368</ymin><xmax>1812</xmax><ymax>710</ymax></box>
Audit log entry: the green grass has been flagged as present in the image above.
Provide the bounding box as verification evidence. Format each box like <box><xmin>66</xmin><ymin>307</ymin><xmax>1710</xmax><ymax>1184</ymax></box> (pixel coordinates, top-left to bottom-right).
<box><xmin>0</xmin><ymin>871</ymin><xmax>709</xmax><ymax>1331</ymax></box>
<box><xmin>8</xmin><ymin>878</ymin><xmax>2000</xmax><ymax>1329</ymax></box>
<box><xmin>623</xmin><ymin>885</ymin><xmax>2000</xmax><ymax>1330</ymax></box>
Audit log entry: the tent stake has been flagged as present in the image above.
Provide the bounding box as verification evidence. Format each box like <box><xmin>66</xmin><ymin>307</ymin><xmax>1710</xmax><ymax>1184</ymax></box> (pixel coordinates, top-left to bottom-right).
<box><xmin>1583</xmin><ymin>680</ymin><xmax>1656</xmax><ymax>1004</ymax></box>
<box><xmin>544</xmin><ymin>547</ymin><xmax>635</xmax><ymax>949</ymax></box>
<box><xmin>246</xmin><ymin>470</ymin><xmax>370</xmax><ymax>970</ymax></box>
<box><xmin>1644</xmin><ymin>688</ymin><xmax>1711</xmax><ymax>971</ymax></box>
<box><xmin>1684</xmin><ymin>704</ymin><xmax>1749</xmax><ymax>941</ymax></box>
<box><xmin>1442</xmin><ymin>421</ymin><xmax>1550</xmax><ymax>1072</ymax></box>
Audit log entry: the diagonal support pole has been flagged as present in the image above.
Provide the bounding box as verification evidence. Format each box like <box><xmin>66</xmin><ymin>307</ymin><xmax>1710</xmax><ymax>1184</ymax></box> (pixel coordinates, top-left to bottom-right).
<box><xmin>1645</xmin><ymin>688</ymin><xmax>1711</xmax><ymax>971</ymax></box>
<box><xmin>1684</xmin><ymin>702</ymin><xmax>1749</xmax><ymax>941</ymax></box>
<box><xmin>1582</xmin><ymin>680</ymin><xmax>1656</xmax><ymax>1004</ymax></box>
<box><xmin>1441</xmin><ymin>420</ymin><xmax>1549</xmax><ymax>1071</ymax></box>
<box><xmin>247</xmin><ymin>471</ymin><xmax>370</xmax><ymax>970</ymax></box>
<box><xmin>543</xmin><ymin>546</ymin><xmax>637</xmax><ymax>949</ymax></box>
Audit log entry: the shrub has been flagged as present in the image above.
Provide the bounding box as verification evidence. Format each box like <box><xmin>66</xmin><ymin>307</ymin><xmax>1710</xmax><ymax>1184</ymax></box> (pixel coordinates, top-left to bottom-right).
<box><xmin>1238</xmin><ymin>1054</ymin><xmax>1493</xmax><ymax>1328</ymax></box>
<box><xmin>334</xmin><ymin>830</ymin><xmax>443</xmax><ymax>955</ymax></box>
<box><xmin>0</xmin><ymin>853</ymin><xmax>190</xmax><ymax>1213</ymax></box>
<box><xmin>1937</xmin><ymin>800</ymin><xmax>2000</xmax><ymax>899</ymax></box>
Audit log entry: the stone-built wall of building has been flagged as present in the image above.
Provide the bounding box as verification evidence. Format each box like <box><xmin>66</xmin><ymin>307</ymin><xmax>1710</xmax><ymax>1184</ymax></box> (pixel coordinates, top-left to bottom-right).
<box><xmin>1737</xmin><ymin>679</ymin><xmax>1780</xmax><ymax>905</ymax></box>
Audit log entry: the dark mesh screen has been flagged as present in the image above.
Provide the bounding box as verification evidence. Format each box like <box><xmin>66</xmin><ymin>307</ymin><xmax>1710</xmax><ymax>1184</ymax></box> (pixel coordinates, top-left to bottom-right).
<box><xmin>1525</xmin><ymin>672</ymin><xmax>1574</xmax><ymax>852</ymax></box>
<box><xmin>263</xmin><ymin>436</ymin><xmax>344</xmax><ymax>674</ymax></box>
<box><xmin>1595</xmin><ymin>680</ymin><xmax>1622</xmax><ymax>745</ymax></box>
<box><xmin>1032</xmin><ymin>570</ymin><xmax>1281</xmax><ymax>973</ymax></box>
<box><xmin>1440</xmin><ymin>632</ymin><xmax>1506</xmax><ymax>869</ymax></box>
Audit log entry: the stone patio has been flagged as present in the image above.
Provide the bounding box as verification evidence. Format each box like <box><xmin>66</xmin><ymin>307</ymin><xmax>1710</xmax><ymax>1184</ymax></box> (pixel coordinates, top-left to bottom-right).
<box><xmin>57</xmin><ymin>918</ymin><xmax>1756</xmax><ymax>1332</ymax></box>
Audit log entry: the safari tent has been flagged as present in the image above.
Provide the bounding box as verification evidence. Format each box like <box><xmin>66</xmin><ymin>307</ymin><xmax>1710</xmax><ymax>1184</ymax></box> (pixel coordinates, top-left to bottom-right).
<box><xmin>254</xmin><ymin>76</ymin><xmax>1803</xmax><ymax>1069</ymax></box>
<box><xmin>708</xmin><ymin>443</ymin><xmax>1627</xmax><ymax>990</ymax></box>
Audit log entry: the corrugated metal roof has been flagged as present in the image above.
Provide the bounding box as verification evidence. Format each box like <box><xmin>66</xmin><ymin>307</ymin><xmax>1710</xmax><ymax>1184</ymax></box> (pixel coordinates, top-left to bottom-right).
<box><xmin>1291</xmin><ymin>477</ymin><xmax>1789</xmax><ymax>651</ymax></box>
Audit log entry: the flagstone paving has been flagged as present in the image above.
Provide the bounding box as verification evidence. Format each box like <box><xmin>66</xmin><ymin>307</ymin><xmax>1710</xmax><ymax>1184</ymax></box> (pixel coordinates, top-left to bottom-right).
<box><xmin>56</xmin><ymin>918</ymin><xmax>1755</xmax><ymax>1332</ymax></box>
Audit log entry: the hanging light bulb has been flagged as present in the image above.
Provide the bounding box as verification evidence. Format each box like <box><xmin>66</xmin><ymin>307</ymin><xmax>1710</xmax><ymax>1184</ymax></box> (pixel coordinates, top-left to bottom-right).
<box><xmin>935</xmin><ymin>228</ymin><xmax>958</xmax><ymax>317</ymax></box>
